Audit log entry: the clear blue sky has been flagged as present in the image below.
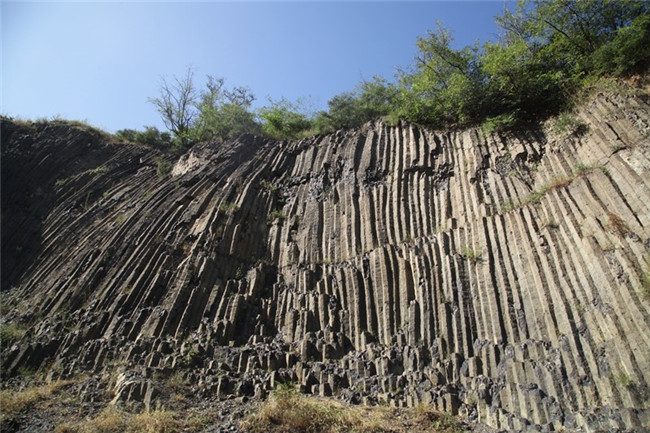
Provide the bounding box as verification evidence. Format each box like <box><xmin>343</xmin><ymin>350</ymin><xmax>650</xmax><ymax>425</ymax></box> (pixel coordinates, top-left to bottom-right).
<box><xmin>2</xmin><ymin>1</ymin><xmax>512</xmax><ymax>133</ymax></box>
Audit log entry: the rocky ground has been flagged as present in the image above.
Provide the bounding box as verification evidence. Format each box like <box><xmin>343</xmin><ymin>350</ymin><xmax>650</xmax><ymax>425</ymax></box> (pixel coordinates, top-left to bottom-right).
<box><xmin>0</xmin><ymin>373</ymin><xmax>496</xmax><ymax>433</ymax></box>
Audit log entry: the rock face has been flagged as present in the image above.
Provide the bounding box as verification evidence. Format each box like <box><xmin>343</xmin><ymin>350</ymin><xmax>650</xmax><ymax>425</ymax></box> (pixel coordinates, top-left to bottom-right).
<box><xmin>2</xmin><ymin>92</ymin><xmax>650</xmax><ymax>432</ymax></box>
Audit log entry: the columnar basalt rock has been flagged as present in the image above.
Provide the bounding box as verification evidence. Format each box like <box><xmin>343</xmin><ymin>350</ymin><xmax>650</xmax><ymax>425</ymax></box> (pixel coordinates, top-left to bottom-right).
<box><xmin>2</xmin><ymin>91</ymin><xmax>649</xmax><ymax>432</ymax></box>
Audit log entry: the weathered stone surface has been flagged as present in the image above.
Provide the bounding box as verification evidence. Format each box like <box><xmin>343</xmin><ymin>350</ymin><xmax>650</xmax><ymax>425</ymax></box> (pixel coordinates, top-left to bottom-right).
<box><xmin>1</xmin><ymin>91</ymin><xmax>649</xmax><ymax>432</ymax></box>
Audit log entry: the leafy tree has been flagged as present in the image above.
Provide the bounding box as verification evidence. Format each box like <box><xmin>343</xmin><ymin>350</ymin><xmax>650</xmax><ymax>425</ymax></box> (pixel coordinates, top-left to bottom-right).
<box><xmin>592</xmin><ymin>12</ymin><xmax>650</xmax><ymax>76</ymax></box>
<box><xmin>314</xmin><ymin>76</ymin><xmax>399</xmax><ymax>133</ymax></box>
<box><xmin>259</xmin><ymin>98</ymin><xmax>312</xmax><ymax>139</ymax></box>
<box><xmin>149</xmin><ymin>68</ymin><xmax>198</xmax><ymax>147</ymax></box>
<box><xmin>195</xmin><ymin>75</ymin><xmax>261</xmax><ymax>142</ymax></box>
<box><xmin>115</xmin><ymin>126</ymin><xmax>172</xmax><ymax>149</ymax></box>
<box><xmin>481</xmin><ymin>37</ymin><xmax>566</xmax><ymax>119</ymax></box>
<box><xmin>395</xmin><ymin>23</ymin><xmax>485</xmax><ymax>127</ymax></box>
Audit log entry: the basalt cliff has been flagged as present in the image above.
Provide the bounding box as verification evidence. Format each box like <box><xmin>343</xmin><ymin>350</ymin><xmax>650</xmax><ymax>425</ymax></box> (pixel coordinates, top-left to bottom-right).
<box><xmin>2</xmin><ymin>91</ymin><xmax>650</xmax><ymax>432</ymax></box>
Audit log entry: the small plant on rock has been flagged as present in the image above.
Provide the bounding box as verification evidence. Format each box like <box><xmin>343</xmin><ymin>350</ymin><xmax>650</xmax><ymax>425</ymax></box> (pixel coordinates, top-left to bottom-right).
<box><xmin>155</xmin><ymin>157</ymin><xmax>172</xmax><ymax>178</ymax></box>
<box><xmin>460</xmin><ymin>246</ymin><xmax>482</xmax><ymax>263</ymax></box>
<box><xmin>608</xmin><ymin>212</ymin><xmax>632</xmax><ymax>237</ymax></box>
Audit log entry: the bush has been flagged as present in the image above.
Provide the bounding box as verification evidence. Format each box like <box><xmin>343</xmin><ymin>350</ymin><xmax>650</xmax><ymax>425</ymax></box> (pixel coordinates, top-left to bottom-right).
<box><xmin>483</xmin><ymin>112</ymin><xmax>519</xmax><ymax>134</ymax></box>
<box><xmin>593</xmin><ymin>13</ymin><xmax>650</xmax><ymax>77</ymax></box>
<box><xmin>154</xmin><ymin>157</ymin><xmax>173</xmax><ymax>178</ymax></box>
<box><xmin>259</xmin><ymin>98</ymin><xmax>312</xmax><ymax>139</ymax></box>
<box><xmin>0</xmin><ymin>322</ymin><xmax>26</xmax><ymax>347</ymax></box>
<box><xmin>115</xmin><ymin>127</ymin><xmax>173</xmax><ymax>149</ymax></box>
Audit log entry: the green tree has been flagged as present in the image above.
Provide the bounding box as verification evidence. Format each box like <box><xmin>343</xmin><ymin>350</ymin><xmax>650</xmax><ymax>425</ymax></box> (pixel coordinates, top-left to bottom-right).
<box><xmin>195</xmin><ymin>75</ymin><xmax>261</xmax><ymax>142</ymax></box>
<box><xmin>395</xmin><ymin>23</ymin><xmax>485</xmax><ymax>128</ymax></box>
<box><xmin>149</xmin><ymin>68</ymin><xmax>198</xmax><ymax>147</ymax></box>
<box><xmin>115</xmin><ymin>126</ymin><xmax>173</xmax><ymax>149</ymax></box>
<box><xmin>592</xmin><ymin>13</ymin><xmax>650</xmax><ymax>76</ymax></box>
<box><xmin>259</xmin><ymin>98</ymin><xmax>312</xmax><ymax>139</ymax></box>
<box><xmin>314</xmin><ymin>76</ymin><xmax>399</xmax><ymax>133</ymax></box>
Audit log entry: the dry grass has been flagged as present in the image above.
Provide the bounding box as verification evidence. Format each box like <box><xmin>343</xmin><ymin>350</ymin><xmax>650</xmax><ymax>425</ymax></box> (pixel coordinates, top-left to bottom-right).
<box><xmin>242</xmin><ymin>386</ymin><xmax>350</xmax><ymax>433</ymax></box>
<box><xmin>241</xmin><ymin>386</ymin><xmax>465</xmax><ymax>433</ymax></box>
<box><xmin>640</xmin><ymin>251</ymin><xmax>650</xmax><ymax>301</ymax></box>
<box><xmin>130</xmin><ymin>410</ymin><xmax>179</xmax><ymax>433</ymax></box>
<box><xmin>56</xmin><ymin>407</ymin><xmax>180</xmax><ymax>433</ymax></box>
<box><xmin>500</xmin><ymin>164</ymin><xmax>602</xmax><ymax>213</ymax></box>
<box><xmin>0</xmin><ymin>380</ymin><xmax>74</xmax><ymax>423</ymax></box>
<box><xmin>608</xmin><ymin>212</ymin><xmax>632</xmax><ymax>237</ymax></box>
<box><xmin>546</xmin><ymin>175</ymin><xmax>572</xmax><ymax>190</ymax></box>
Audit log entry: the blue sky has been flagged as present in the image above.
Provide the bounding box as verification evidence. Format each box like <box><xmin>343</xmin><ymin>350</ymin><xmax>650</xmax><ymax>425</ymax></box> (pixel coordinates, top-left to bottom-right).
<box><xmin>2</xmin><ymin>1</ymin><xmax>512</xmax><ymax>133</ymax></box>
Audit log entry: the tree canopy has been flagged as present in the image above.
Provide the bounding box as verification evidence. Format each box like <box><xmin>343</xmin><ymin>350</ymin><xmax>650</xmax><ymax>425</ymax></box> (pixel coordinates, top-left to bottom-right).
<box><xmin>133</xmin><ymin>0</ymin><xmax>648</xmax><ymax>150</ymax></box>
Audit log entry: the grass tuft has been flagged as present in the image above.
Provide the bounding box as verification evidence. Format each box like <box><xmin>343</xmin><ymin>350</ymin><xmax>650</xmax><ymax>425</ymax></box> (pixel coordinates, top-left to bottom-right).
<box><xmin>460</xmin><ymin>247</ymin><xmax>482</xmax><ymax>263</ymax></box>
<box><xmin>1</xmin><ymin>380</ymin><xmax>74</xmax><ymax>423</ymax></box>
<box><xmin>243</xmin><ymin>385</ymin><xmax>348</xmax><ymax>433</ymax></box>
<box><xmin>608</xmin><ymin>212</ymin><xmax>632</xmax><ymax>237</ymax></box>
<box><xmin>268</xmin><ymin>209</ymin><xmax>286</xmax><ymax>222</ymax></box>
<box><xmin>0</xmin><ymin>322</ymin><xmax>27</xmax><ymax>347</ymax></box>
<box><xmin>56</xmin><ymin>407</ymin><xmax>180</xmax><ymax>433</ymax></box>
<box><xmin>500</xmin><ymin>163</ymin><xmax>603</xmax><ymax>213</ymax></box>
<box><xmin>242</xmin><ymin>385</ymin><xmax>466</xmax><ymax>433</ymax></box>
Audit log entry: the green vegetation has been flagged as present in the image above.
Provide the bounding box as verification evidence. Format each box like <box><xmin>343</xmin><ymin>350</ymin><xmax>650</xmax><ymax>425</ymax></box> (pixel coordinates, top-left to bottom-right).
<box><xmin>501</xmin><ymin>163</ymin><xmax>602</xmax><ymax>212</ymax></box>
<box><xmin>219</xmin><ymin>201</ymin><xmax>239</xmax><ymax>215</ymax></box>
<box><xmin>260</xmin><ymin>179</ymin><xmax>279</xmax><ymax>192</ymax></box>
<box><xmin>460</xmin><ymin>246</ymin><xmax>482</xmax><ymax>263</ymax></box>
<box><xmin>259</xmin><ymin>98</ymin><xmax>313</xmax><ymax>139</ymax></box>
<box><xmin>552</xmin><ymin>112</ymin><xmax>587</xmax><ymax>136</ymax></box>
<box><xmin>0</xmin><ymin>322</ymin><xmax>27</xmax><ymax>347</ymax></box>
<box><xmin>268</xmin><ymin>209</ymin><xmax>286</xmax><ymax>222</ymax></box>
<box><xmin>613</xmin><ymin>372</ymin><xmax>635</xmax><ymax>388</ymax></box>
<box><xmin>6</xmin><ymin>2</ymin><xmax>648</xmax><ymax>153</ymax></box>
<box><xmin>142</xmin><ymin>1</ymin><xmax>648</xmax><ymax>148</ymax></box>
<box><xmin>154</xmin><ymin>157</ymin><xmax>173</xmax><ymax>178</ymax></box>
<box><xmin>115</xmin><ymin>126</ymin><xmax>172</xmax><ymax>149</ymax></box>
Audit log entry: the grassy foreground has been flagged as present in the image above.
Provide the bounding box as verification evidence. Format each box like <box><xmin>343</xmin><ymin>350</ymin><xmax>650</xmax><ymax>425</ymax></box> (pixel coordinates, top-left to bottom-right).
<box><xmin>1</xmin><ymin>377</ymin><xmax>470</xmax><ymax>433</ymax></box>
<box><xmin>242</xmin><ymin>386</ymin><xmax>466</xmax><ymax>433</ymax></box>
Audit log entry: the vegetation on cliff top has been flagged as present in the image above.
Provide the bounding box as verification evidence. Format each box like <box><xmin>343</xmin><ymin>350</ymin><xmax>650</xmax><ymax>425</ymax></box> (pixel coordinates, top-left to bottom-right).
<box><xmin>5</xmin><ymin>1</ymin><xmax>646</xmax><ymax>150</ymax></box>
<box><xmin>120</xmin><ymin>0</ymin><xmax>648</xmax><ymax>151</ymax></box>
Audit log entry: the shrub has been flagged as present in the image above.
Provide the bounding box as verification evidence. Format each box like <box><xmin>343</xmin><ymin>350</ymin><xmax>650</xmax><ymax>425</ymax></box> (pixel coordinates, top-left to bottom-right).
<box><xmin>553</xmin><ymin>112</ymin><xmax>586</xmax><ymax>136</ymax></box>
<box><xmin>483</xmin><ymin>112</ymin><xmax>519</xmax><ymax>133</ymax></box>
<box><xmin>0</xmin><ymin>322</ymin><xmax>26</xmax><ymax>347</ymax></box>
<box><xmin>242</xmin><ymin>386</ymin><xmax>350</xmax><ymax>433</ymax></box>
<box><xmin>115</xmin><ymin>127</ymin><xmax>173</xmax><ymax>150</ymax></box>
<box><xmin>155</xmin><ymin>157</ymin><xmax>172</xmax><ymax>178</ymax></box>
<box><xmin>259</xmin><ymin>98</ymin><xmax>312</xmax><ymax>139</ymax></box>
<box><xmin>219</xmin><ymin>201</ymin><xmax>239</xmax><ymax>215</ymax></box>
<box><xmin>268</xmin><ymin>209</ymin><xmax>285</xmax><ymax>222</ymax></box>
<box><xmin>460</xmin><ymin>247</ymin><xmax>482</xmax><ymax>263</ymax></box>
